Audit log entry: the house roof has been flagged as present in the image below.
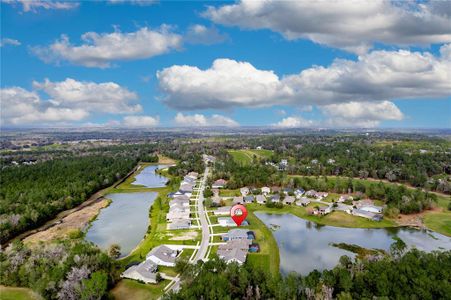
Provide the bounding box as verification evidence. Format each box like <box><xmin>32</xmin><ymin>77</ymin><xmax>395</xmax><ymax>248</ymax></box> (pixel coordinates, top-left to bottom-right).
<box><xmin>283</xmin><ymin>196</ymin><xmax>295</xmax><ymax>203</ymax></box>
<box><xmin>147</xmin><ymin>245</ymin><xmax>177</xmax><ymax>264</ymax></box>
<box><xmin>256</xmin><ymin>195</ymin><xmax>266</xmax><ymax>202</ymax></box>
<box><xmin>224</xmin><ymin>229</ymin><xmax>249</xmax><ymax>239</ymax></box>
<box><xmin>217</xmin><ymin>248</ymin><xmax>247</xmax><ymax>264</ymax></box>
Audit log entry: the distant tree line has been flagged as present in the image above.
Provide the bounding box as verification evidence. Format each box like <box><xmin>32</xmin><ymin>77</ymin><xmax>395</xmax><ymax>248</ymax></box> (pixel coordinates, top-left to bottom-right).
<box><xmin>167</xmin><ymin>247</ymin><xmax>450</xmax><ymax>300</ymax></box>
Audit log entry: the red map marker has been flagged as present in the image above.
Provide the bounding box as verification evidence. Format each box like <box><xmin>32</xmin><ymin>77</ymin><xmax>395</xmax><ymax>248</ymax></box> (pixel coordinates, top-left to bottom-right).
<box><xmin>230</xmin><ymin>204</ymin><xmax>248</xmax><ymax>226</ymax></box>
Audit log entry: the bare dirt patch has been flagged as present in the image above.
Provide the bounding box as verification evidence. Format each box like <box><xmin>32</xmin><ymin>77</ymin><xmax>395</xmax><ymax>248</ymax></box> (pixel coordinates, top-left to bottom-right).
<box><xmin>23</xmin><ymin>198</ymin><xmax>109</xmax><ymax>245</ymax></box>
<box><xmin>157</xmin><ymin>154</ymin><xmax>176</xmax><ymax>164</ymax></box>
<box><xmin>396</xmin><ymin>207</ymin><xmax>442</xmax><ymax>229</ymax></box>
<box><xmin>170</xmin><ymin>231</ymin><xmax>198</xmax><ymax>241</ymax></box>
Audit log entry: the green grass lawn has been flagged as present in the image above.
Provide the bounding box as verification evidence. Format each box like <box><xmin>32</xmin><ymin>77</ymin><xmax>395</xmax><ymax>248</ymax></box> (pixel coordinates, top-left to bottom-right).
<box><xmin>423</xmin><ymin>211</ymin><xmax>451</xmax><ymax>237</ymax></box>
<box><xmin>0</xmin><ymin>286</ymin><xmax>42</xmax><ymax>300</ymax></box>
<box><xmin>228</xmin><ymin>149</ymin><xmax>274</xmax><ymax>166</ymax></box>
<box><xmin>110</xmin><ymin>279</ymin><xmax>167</xmax><ymax>300</ymax></box>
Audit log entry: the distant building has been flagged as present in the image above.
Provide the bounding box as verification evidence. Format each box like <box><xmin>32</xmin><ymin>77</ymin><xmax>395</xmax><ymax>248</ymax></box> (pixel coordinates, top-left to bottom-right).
<box><xmin>233</xmin><ymin>196</ymin><xmax>243</xmax><ymax>205</ymax></box>
<box><xmin>240</xmin><ymin>187</ymin><xmax>250</xmax><ymax>196</ymax></box>
<box><xmin>270</xmin><ymin>194</ymin><xmax>280</xmax><ymax>203</ymax></box>
<box><xmin>352</xmin><ymin>209</ymin><xmax>383</xmax><ymax>221</ymax></box>
<box><xmin>243</xmin><ymin>195</ymin><xmax>254</xmax><ymax>204</ymax></box>
<box><xmin>261</xmin><ymin>187</ymin><xmax>271</xmax><ymax>195</ymax></box>
<box><xmin>283</xmin><ymin>196</ymin><xmax>296</xmax><ymax>205</ymax></box>
<box><xmin>256</xmin><ymin>195</ymin><xmax>266</xmax><ymax>204</ymax></box>
<box><xmin>296</xmin><ymin>197</ymin><xmax>310</xmax><ymax>207</ymax></box>
<box><xmin>212</xmin><ymin>179</ymin><xmax>227</xmax><ymax>189</ymax></box>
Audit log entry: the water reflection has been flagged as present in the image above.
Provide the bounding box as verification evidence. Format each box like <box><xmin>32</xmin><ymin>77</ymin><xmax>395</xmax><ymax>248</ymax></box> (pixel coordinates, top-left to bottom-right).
<box><xmin>86</xmin><ymin>192</ymin><xmax>157</xmax><ymax>257</ymax></box>
<box><xmin>256</xmin><ymin>212</ymin><xmax>450</xmax><ymax>275</ymax></box>
<box><xmin>132</xmin><ymin>165</ymin><xmax>168</xmax><ymax>188</ymax></box>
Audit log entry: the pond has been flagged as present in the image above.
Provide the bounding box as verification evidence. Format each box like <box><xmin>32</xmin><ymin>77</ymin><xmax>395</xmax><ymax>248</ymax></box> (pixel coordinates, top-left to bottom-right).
<box><xmin>132</xmin><ymin>165</ymin><xmax>168</xmax><ymax>188</ymax></box>
<box><xmin>86</xmin><ymin>192</ymin><xmax>157</xmax><ymax>257</ymax></box>
<box><xmin>255</xmin><ymin>212</ymin><xmax>451</xmax><ymax>275</ymax></box>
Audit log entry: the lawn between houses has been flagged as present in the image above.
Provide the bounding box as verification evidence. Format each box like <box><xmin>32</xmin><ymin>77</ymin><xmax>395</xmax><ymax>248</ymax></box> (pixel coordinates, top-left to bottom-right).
<box><xmin>106</xmin><ymin>159</ymin><xmax>201</xmax><ymax>300</ymax></box>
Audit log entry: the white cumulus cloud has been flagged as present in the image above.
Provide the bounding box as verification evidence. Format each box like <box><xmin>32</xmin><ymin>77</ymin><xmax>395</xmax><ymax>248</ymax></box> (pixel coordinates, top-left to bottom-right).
<box><xmin>32</xmin><ymin>26</ymin><xmax>182</xmax><ymax>68</ymax></box>
<box><xmin>157</xmin><ymin>45</ymin><xmax>451</xmax><ymax>110</ymax></box>
<box><xmin>122</xmin><ymin>115</ymin><xmax>159</xmax><ymax>127</ymax></box>
<box><xmin>185</xmin><ymin>24</ymin><xmax>228</xmax><ymax>45</ymax></box>
<box><xmin>174</xmin><ymin>113</ymin><xmax>238</xmax><ymax>127</ymax></box>
<box><xmin>2</xmin><ymin>0</ymin><xmax>79</xmax><ymax>12</ymax></box>
<box><xmin>320</xmin><ymin>101</ymin><xmax>404</xmax><ymax>128</ymax></box>
<box><xmin>1</xmin><ymin>38</ymin><xmax>21</xmax><ymax>47</ymax></box>
<box><xmin>204</xmin><ymin>0</ymin><xmax>451</xmax><ymax>54</ymax></box>
<box><xmin>272</xmin><ymin>116</ymin><xmax>314</xmax><ymax>128</ymax></box>
<box><xmin>1</xmin><ymin>78</ymin><xmax>141</xmax><ymax>126</ymax></box>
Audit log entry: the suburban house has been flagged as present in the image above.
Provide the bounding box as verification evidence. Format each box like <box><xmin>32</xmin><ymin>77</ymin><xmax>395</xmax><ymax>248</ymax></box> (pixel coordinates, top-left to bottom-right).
<box><xmin>203</xmin><ymin>154</ymin><xmax>216</xmax><ymax>164</ymax></box>
<box><xmin>213</xmin><ymin>206</ymin><xmax>231</xmax><ymax>216</ymax></box>
<box><xmin>305</xmin><ymin>190</ymin><xmax>317</xmax><ymax>197</ymax></box>
<box><xmin>315</xmin><ymin>192</ymin><xmax>329</xmax><ymax>199</ymax></box>
<box><xmin>270</xmin><ymin>194</ymin><xmax>280</xmax><ymax>203</ymax></box>
<box><xmin>169</xmin><ymin>198</ymin><xmax>189</xmax><ymax>208</ymax></box>
<box><xmin>218</xmin><ymin>217</ymin><xmax>248</xmax><ymax>227</ymax></box>
<box><xmin>279</xmin><ymin>159</ymin><xmax>288</xmax><ymax>171</ymax></box>
<box><xmin>256</xmin><ymin>195</ymin><xmax>266</xmax><ymax>204</ymax></box>
<box><xmin>222</xmin><ymin>229</ymin><xmax>253</xmax><ymax>241</ymax></box>
<box><xmin>167</xmin><ymin>219</ymin><xmax>191</xmax><ymax>230</ymax></box>
<box><xmin>187</xmin><ymin>171</ymin><xmax>198</xmax><ymax>179</ymax></box>
<box><xmin>180</xmin><ymin>183</ymin><xmax>194</xmax><ymax>193</ymax></box>
<box><xmin>217</xmin><ymin>239</ymin><xmax>252</xmax><ymax>265</ymax></box>
<box><xmin>240</xmin><ymin>187</ymin><xmax>250</xmax><ymax>196</ymax></box>
<box><xmin>217</xmin><ymin>247</ymin><xmax>247</xmax><ymax>265</ymax></box>
<box><xmin>296</xmin><ymin>197</ymin><xmax>310</xmax><ymax>206</ymax></box>
<box><xmin>283</xmin><ymin>196</ymin><xmax>296</xmax><ymax>205</ymax></box>
<box><xmin>313</xmin><ymin>205</ymin><xmax>332</xmax><ymax>215</ymax></box>
<box><xmin>243</xmin><ymin>195</ymin><xmax>254</xmax><ymax>204</ymax></box>
<box><xmin>283</xmin><ymin>188</ymin><xmax>293</xmax><ymax>195</ymax></box>
<box><xmin>261</xmin><ymin>187</ymin><xmax>271</xmax><ymax>195</ymax></box>
<box><xmin>352</xmin><ymin>209</ymin><xmax>383</xmax><ymax>221</ymax></box>
<box><xmin>233</xmin><ymin>196</ymin><xmax>244</xmax><ymax>205</ymax></box>
<box><xmin>338</xmin><ymin>195</ymin><xmax>353</xmax><ymax>202</ymax></box>
<box><xmin>146</xmin><ymin>245</ymin><xmax>178</xmax><ymax>267</ymax></box>
<box><xmin>359</xmin><ymin>205</ymin><xmax>383</xmax><ymax>214</ymax></box>
<box><xmin>294</xmin><ymin>188</ymin><xmax>305</xmax><ymax>198</ymax></box>
<box><xmin>218</xmin><ymin>217</ymin><xmax>238</xmax><ymax>227</ymax></box>
<box><xmin>121</xmin><ymin>260</ymin><xmax>158</xmax><ymax>284</ymax></box>
<box><xmin>172</xmin><ymin>194</ymin><xmax>190</xmax><ymax>202</ymax></box>
<box><xmin>166</xmin><ymin>211</ymin><xmax>190</xmax><ymax>221</ymax></box>
<box><xmin>271</xmin><ymin>186</ymin><xmax>281</xmax><ymax>193</ymax></box>
<box><xmin>212</xmin><ymin>179</ymin><xmax>227</xmax><ymax>189</ymax></box>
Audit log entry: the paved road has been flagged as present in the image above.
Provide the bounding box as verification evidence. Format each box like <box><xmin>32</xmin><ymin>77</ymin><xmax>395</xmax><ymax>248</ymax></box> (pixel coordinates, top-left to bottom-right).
<box><xmin>164</xmin><ymin>166</ymin><xmax>210</xmax><ymax>296</ymax></box>
<box><xmin>193</xmin><ymin>166</ymin><xmax>210</xmax><ymax>262</ymax></box>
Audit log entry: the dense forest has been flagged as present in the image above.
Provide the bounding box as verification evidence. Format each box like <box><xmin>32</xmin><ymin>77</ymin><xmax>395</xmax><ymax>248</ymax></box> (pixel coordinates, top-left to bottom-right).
<box><xmin>0</xmin><ymin>156</ymin><xmax>137</xmax><ymax>242</ymax></box>
<box><xmin>167</xmin><ymin>246</ymin><xmax>451</xmax><ymax>300</ymax></box>
<box><xmin>0</xmin><ymin>239</ymin><xmax>117</xmax><ymax>300</ymax></box>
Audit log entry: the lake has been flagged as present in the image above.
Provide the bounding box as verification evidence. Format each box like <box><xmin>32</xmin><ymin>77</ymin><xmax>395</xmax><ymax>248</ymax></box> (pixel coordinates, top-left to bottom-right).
<box><xmin>86</xmin><ymin>192</ymin><xmax>157</xmax><ymax>257</ymax></box>
<box><xmin>132</xmin><ymin>165</ymin><xmax>168</xmax><ymax>188</ymax></box>
<box><xmin>255</xmin><ymin>212</ymin><xmax>451</xmax><ymax>275</ymax></box>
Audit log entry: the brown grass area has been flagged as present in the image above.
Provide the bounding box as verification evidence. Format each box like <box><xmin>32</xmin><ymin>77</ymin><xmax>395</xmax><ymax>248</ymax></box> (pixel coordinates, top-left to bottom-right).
<box><xmin>23</xmin><ymin>199</ymin><xmax>109</xmax><ymax>245</ymax></box>
<box><xmin>157</xmin><ymin>154</ymin><xmax>176</xmax><ymax>164</ymax></box>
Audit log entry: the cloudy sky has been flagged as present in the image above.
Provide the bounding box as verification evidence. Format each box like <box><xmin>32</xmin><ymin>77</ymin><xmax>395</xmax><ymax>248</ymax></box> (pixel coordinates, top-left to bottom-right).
<box><xmin>1</xmin><ymin>0</ymin><xmax>450</xmax><ymax>128</ymax></box>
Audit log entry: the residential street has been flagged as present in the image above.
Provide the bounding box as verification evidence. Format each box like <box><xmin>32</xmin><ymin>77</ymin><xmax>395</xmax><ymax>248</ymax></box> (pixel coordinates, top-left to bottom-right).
<box><xmin>193</xmin><ymin>166</ymin><xmax>210</xmax><ymax>262</ymax></box>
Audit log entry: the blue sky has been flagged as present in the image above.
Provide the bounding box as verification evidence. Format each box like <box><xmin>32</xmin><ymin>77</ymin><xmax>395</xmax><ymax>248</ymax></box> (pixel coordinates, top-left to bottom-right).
<box><xmin>1</xmin><ymin>0</ymin><xmax>450</xmax><ymax>128</ymax></box>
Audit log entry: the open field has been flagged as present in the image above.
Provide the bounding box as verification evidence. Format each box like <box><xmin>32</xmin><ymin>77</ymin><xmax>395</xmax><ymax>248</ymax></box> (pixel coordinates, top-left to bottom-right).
<box><xmin>228</xmin><ymin>149</ymin><xmax>274</xmax><ymax>165</ymax></box>
<box><xmin>110</xmin><ymin>279</ymin><xmax>167</xmax><ymax>300</ymax></box>
<box><xmin>0</xmin><ymin>286</ymin><xmax>42</xmax><ymax>300</ymax></box>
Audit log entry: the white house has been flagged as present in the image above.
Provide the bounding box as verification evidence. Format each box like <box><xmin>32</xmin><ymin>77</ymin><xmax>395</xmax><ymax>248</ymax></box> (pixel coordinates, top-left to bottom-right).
<box><xmin>213</xmin><ymin>206</ymin><xmax>231</xmax><ymax>216</ymax></box>
<box><xmin>121</xmin><ymin>260</ymin><xmax>157</xmax><ymax>284</ymax></box>
<box><xmin>146</xmin><ymin>245</ymin><xmax>178</xmax><ymax>267</ymax></box>
<box><xmin>240</xmin><ymin>187</ymin><xmax>250</xmax><ymax>196</ymax></box>
<box><xmin>256</xmin><ymin>195</ymin><xmax>266</xmax><ymax>204</ymax></box>
<box><xmin>261</xmin><ymin>187</ymin><xmax>271</xmax><ymax>195</ymax></box>
<box><xmin>218</xmin><ymin>217</ymin><xmax>237</xmax><ymax>227</ymax></box>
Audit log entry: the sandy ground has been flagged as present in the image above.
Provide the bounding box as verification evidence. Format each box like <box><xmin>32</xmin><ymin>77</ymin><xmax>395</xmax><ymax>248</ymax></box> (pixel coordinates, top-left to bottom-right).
<box><xmin>23</xmin><ymin>199</ymin><xmax>109</xmax><ymax>245</ymax></box>
<box><xmin>157</xmin><ymin>154</ymin><xmax>176</xmax><ymax>164</ymax></box>
<box><xmin>169</xmin><ymin>231</ymin><xmax>198</xmax><ymax>241</ymax></box>
<box><xmin>395</xmin><ymin>207</ymin><xmax>442</xmax><ymax>229</ymax></box>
